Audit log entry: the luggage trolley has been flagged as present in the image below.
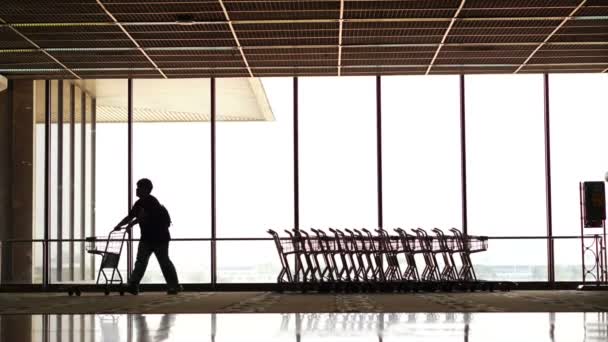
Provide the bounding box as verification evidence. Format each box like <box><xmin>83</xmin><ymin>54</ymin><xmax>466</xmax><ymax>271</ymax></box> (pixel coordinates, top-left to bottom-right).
<box><xmin>449</xmin><ymin>228</ymin><xmax>486</xmax><ymax>282</ymax></box>
<box><xmin>394</xmin><ymin>228</ymin><xmax>420</xmax><ymax>282</ymax></box>
<box><xmin>83</xmin><ymin>229</ymin><xmax>128</xmax><ymax>296</ymax></box>
<box><xmin>432</xmin><ymin>228</ymin><xmax>459</xmax><ymax>282</ymax></box>
<box><xmin>412</xmin><ymin>228</ymin><xmax>440</xmax><ymax>282</ymax></box>
<box><xmin>268</xmin><ymin>229</ymin><xmax>296</xmax><ymax>284</ymax></box>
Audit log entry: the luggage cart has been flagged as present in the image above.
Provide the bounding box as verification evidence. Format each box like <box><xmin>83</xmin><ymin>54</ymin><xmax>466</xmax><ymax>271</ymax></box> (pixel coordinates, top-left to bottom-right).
<box><xmin>82</xmin><ymin>229</ymin><xmax>128</xmax><ymax>296</ymax></box>
<box><xmin>299</xmin><ymin>229</ymin><xmax>323</xmax><ymax>282</ymax></box>
<box><xmin>66</xmin><ymin>230</ymin><xmax>127</xmax><ymax>296</ymax></box>
<box><xmin>345</xmin><ymin>229</ymin><xmax>369</xmax><ymax>282</ymax></box>
<box><xmin>376</xmin><ymin>229</ymin><xmax>403</xmax><ymax>282</ymax></box>
<box><xmin>449</xmin><ymin>228</ymin><xmax>486</xmax><ymax>281</ymax></box>
<box><xmin>329</xmin><ymin>228</ymin><xmax>355</xmax><ymax>283</ymax></box>
<box><xmin>412</xmin><ymin>228</ymin><xmax>440</xmax><ymax>282</ymax></box>
<box><xmin>394</xmin><ymin>228</ymin><xmax>420</xmax><ymax>281</ymax></box>
<box><xmin>286</xmin><ymin>229</ymin><xmax>317</xmax><ymax>283</ymax></box>
<box><xmin>310</xmin><ymin>228</ymin><xmax>337</xmax><ymax>282</ymax></box>
<box><xmin>432</xmin><ymin>228</ymin><xmax>459</xmax><ymax>282</ymax></box>
<box><xmin>268</xmin><ymin>229</ymin><xmax>296</xmax><ymax>284</ymax></box>
<box><xmin>362</xmin><ymin>228</ymin><xmax>386</xmax><ymax>282</ymax></box>
<box><xmin>354</xmin><ymin>229</ymin><xmax>380</xmax><ymax>282</ymax></box>
<box><xmin>449</xmin><ymin>228</ymin><xmax>514</xmax><ymax>291</ymax></box>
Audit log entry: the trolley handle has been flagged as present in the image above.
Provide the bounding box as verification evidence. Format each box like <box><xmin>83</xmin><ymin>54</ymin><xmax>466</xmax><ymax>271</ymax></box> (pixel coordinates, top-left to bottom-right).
<box><xmin>432</xmin><ymin>228</ymin><xmax>446</xmax><ymax>237</ymax></box>
<box><xmin>344</xmin><ymin>228</ymin><xmax>356</xmax><ymax>237</ymax></box>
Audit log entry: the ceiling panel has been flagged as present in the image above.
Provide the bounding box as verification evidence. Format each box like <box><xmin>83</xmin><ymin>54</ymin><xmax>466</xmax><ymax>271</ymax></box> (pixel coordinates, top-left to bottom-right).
<box><xmin>254</xmin><ymin>66</ymin><xmax>338</xmax><ymax>77</ymax></box>
<box><xmin>532</xmin><ymin>44</ymin><xmax>608</xmax><ymax>65</ymax></box>
<box><xmin>447</xmin><ymin>19</ymin><xmax>560</xmax><ymax>44</ymax></box>
<box><xmin>438</xmin><ymin>46</ymin><xmax>535</xmax><ymax>59</ymax></box>
<box><xmin>551</xmin><ymin>19</ymin><xmax>608</xmax><ymax>43</ymax></box>
<box><xmin>0</xmin><ymin>51</ymin><xmax>58</xmax><ymax>69</ymax></box>
<box><xmin>521</xmin><ymin>64</ymin><xmax>608</xmax><ymax>73</ymax></box>
<box><xmin>1</xmin><ymin>69</ymin><xmax>74</xmax><ymax>79</ymax></box>
<box><xmin>343</xmin><ymin>21</ymin><xmax>448</xmax><ymax>45</ymax></box>
<box><xmin>17</xmin><ymin>24</ymin><xmax>135</xmax><ymax>48</ymax></box>
<box><xmin>224</xmin><ymin>0</ymin><xmax>340</xmax><ymax>20</ymax></box>
<box><xmin>245</xmin><ymin>47</ymin><xmax>338</xmax><ymax>67</ymax></box>
<box><xmin>460</xmin><ymin>0</ymin><xmax>580</xmax><ymax>18</ymax></box>
<box><xmin>125</xmin><ymin>24</ymin><xmax>235</xmax><ymax>47</ymax></box>
<box><xmin>77</xmin><ymin>69</ymin><xmax>162</xmax><ymax>79</ymax></box>
<box><xmin>102</xmin><ymin>1</ymin><xmax>225</xmax><ymax>22</ymax></box>
<box><xmin>0</xmin><ymin>0</ymin><xmax>109</xmax><ymax>23</ymax></box>
<box><xmin>0</xmin><ymin>26</ymin><xmax>35</xmax><ymax>49</ymax></box>
<box><xmin>235</xmin><ymin>22</ymin><xmax>339</xmax><ymax>47</ymax></box>
<box><xmin>430</xmin><ymin>66</ymin><xmax>518</xmax><ymax>74</ymax></box>
<box><xmin>342</xmin><ymin>66</ymin><xmax>426</xmax><ymax>76</ymax></box>
<box><xmin>344</xmin><ymin>0</ymin><xmax>460</xmax><ymax>19</ymax></box>
<box><xmin>148</xmin><ymin>49</ymin><xmax>246</xmax><ymax>68</ymax></box>
<box><xmin>577</xmin><ymin>1</ymin><xmax>608</xmax><ymax>17</ymax></box>
<box><xmin>165</xmin><ymin>69</ymin><xmax>250</xmax><ymax>78</ymax></box>
<box><xmin>51</xmin><ymin>50</ymin><xmax>151</xmax><ymax>69</ymax></box>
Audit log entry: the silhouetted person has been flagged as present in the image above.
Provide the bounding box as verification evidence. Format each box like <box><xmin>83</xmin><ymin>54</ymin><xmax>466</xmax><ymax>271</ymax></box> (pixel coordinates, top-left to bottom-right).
<box><xmin>115</xmin><ymin>178</ymin><xmax>181</xmax><ymax>295</ymax></box>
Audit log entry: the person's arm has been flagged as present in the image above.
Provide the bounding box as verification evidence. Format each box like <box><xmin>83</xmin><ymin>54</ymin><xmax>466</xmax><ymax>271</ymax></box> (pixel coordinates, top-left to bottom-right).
<box><xmin>114</xmin><ymin>203</ymin><xmax>140</xmax><ymax>230</ymax></box>
<box><xmin>114</xmin><ymin>214</ymin><xmax>136</xmax><ymax>230</ymax></box>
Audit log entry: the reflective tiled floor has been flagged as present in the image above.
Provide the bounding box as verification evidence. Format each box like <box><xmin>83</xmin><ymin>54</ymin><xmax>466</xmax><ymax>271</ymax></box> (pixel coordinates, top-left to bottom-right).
<box><xmin>1</xmin><ymin>312</ymin><xmax>607</xmax><ymax>342</ymax></box>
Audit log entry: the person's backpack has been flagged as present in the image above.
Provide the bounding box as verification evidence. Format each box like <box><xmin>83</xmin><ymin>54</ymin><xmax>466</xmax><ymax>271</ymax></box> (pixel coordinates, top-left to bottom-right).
<box><xmin>158</xmin><ymin>204</ymin><xmax>172</xmax><ymax>229</ymax></box>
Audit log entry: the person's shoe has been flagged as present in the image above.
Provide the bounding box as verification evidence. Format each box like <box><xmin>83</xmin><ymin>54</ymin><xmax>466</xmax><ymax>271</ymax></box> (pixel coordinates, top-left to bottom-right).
<box><xmin>167</xmin><ymin>284</ymin><xmax>183</xmax><ymax>295</ymax></box>
<box><xmin>125</xmin><ymin>284</ymin><xmax>139</xmax><ymax>295</ymax></box>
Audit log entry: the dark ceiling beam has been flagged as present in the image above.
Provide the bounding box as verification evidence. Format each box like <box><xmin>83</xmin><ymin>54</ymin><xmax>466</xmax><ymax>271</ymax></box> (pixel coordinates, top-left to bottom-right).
<box><xmin>426</xmin><ymin>0</ymin><xmax>467</xmax><ymax>75</ymax></box>
<box><xmin>94</xmin><ymin>0</ymin><xmax>167</xmax><ymax>78</ymax></box>
<box><xmin>218</xmin><ymin>0</ymin><xmax>254</xmax><ymax>77</ymax></box>
<box><xmin>514</xmin><ymin>0</ymin><xmax>589</xmax><ymax>73</ymax></box>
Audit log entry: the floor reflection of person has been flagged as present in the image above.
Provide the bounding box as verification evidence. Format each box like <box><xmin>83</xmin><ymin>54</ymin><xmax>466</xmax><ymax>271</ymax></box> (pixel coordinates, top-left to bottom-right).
<box><xmin>135</xmin><ymin>314</ymin><xmax>175</xmax><ymax>342</ymax></box>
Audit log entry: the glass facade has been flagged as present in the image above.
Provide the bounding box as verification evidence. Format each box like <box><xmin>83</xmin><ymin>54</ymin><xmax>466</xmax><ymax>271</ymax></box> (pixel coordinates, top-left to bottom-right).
<box><xmin>2</xmin><ymin>73</ymin><xmax>607</xmax><ymax>285</ymax></box>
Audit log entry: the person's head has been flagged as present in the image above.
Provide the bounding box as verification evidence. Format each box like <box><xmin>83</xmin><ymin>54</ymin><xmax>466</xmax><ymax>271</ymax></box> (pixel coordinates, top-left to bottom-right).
<box><xmin>136</xmin><ymin>178</ymin><xmax>153</xmax><ymax>198</ymax></box>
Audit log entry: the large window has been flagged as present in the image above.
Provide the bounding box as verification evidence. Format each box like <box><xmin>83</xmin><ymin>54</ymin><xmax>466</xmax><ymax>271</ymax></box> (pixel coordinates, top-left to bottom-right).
<box><xmin>382</xmin><ymin>75</ymin><xmax>462</xmax><ymax>229</ymax></box>
<box><xmin>299</xmin><ymin>77</ymin><xmax>378</xmax><ymax>228</ymax></box>
<box><xmin>10</xmin><ymin>74</ymin><xmax>608</xmax><ymax>285</ymax></box>
<box><xmin>550</xmin><ymin>74</ymin><xmax>608</xmax><ymax>281</ymax></box>
<box><xmin>94</xmin><ymin>80</ymin><xmax>129</xmax><ymax>282</ymax></box>
<box><xmin>216</xmin><ymin>78</ymin><xmax>292</xmax><ymax>282</ymax></box>
<box><xmin>133</xmin><ymin>79</ymin><xmax>211</xmax><ymax>283</ymax></box>
<box><xmin>465</xmin><ymin>74</ymin><xmax>547</xmax><ymax>280</ymax></box>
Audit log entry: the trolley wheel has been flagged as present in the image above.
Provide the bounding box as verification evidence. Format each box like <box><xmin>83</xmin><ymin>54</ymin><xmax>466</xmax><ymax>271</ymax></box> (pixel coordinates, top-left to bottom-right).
<box><xmin>120</xmin><ymin>290</ymin><xmax>125</xmax><ymax>296</ymax></box>
<box><xmin>68</xmin><ymin>290</ymin><xmax>73</xmax><ymax>296</ymax></box>
<box><xmin>75</xmin><ymin>289</ymin><xmax>81</xmax><ymax>296</ymax></box>
<box><xmin>104</xmin><ymin>289</ymin><xmax>110</xmax><ymax>296</ymax></box>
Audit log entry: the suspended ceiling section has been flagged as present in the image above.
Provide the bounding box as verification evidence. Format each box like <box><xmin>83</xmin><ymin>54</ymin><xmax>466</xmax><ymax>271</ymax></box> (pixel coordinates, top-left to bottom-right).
<box><xmin>33</xmin><ymin>78</ymin><xmax>274</xmax><ymax>122</ymax></box>
<box><xmin>0</xmin><ymin>0</ymin><xmax>607</xmax><ymax>78</ymax></box>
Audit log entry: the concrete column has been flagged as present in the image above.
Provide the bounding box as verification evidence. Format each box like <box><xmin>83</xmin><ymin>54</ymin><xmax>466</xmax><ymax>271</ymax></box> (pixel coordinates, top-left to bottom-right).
<box><xmin>0</xmin><ymin>80</ymin><xmax>35</xmax><ymax>283</ymax></box>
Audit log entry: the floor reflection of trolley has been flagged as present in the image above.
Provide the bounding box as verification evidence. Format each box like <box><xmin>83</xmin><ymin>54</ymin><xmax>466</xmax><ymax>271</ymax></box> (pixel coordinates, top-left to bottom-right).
<box><xmin>98</xmin><ymin>314</ymin><xmax>121</xmax><ymax>342</ymax></box>
<box><xmin>68</xmin><ymin>230</ymin><xmax>128</xmax><ymax>296</ymax></box>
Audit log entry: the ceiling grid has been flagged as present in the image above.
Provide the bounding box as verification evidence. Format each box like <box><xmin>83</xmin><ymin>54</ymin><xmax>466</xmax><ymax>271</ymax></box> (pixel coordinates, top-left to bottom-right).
<box><xmin>0</xmin><ymin>0</ymin><xmax>605</xmax><ymax>78</ymax></box>
<box><xmin>0</xmin><ymin>16</ymin><xmax>80</xmax><ymax>78</ymax></box>
<box><xmin>425</xmin><ymin>0</ymin><xmax>467</xmax><ymax>75</ymax></box>
<box><xmin>94</xmin><ymin>0</ymin><xmax>167</xmax><ymax>78</ymax></box>
<box><xmin>218</xmin><ymin>0</ymin><xmax>254</xmax><ymax>77</ymax></box>
<box><xmin>514</xmin><ymin>0</ymin><xmax>589</xmax><ymax>73</ymax></box>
